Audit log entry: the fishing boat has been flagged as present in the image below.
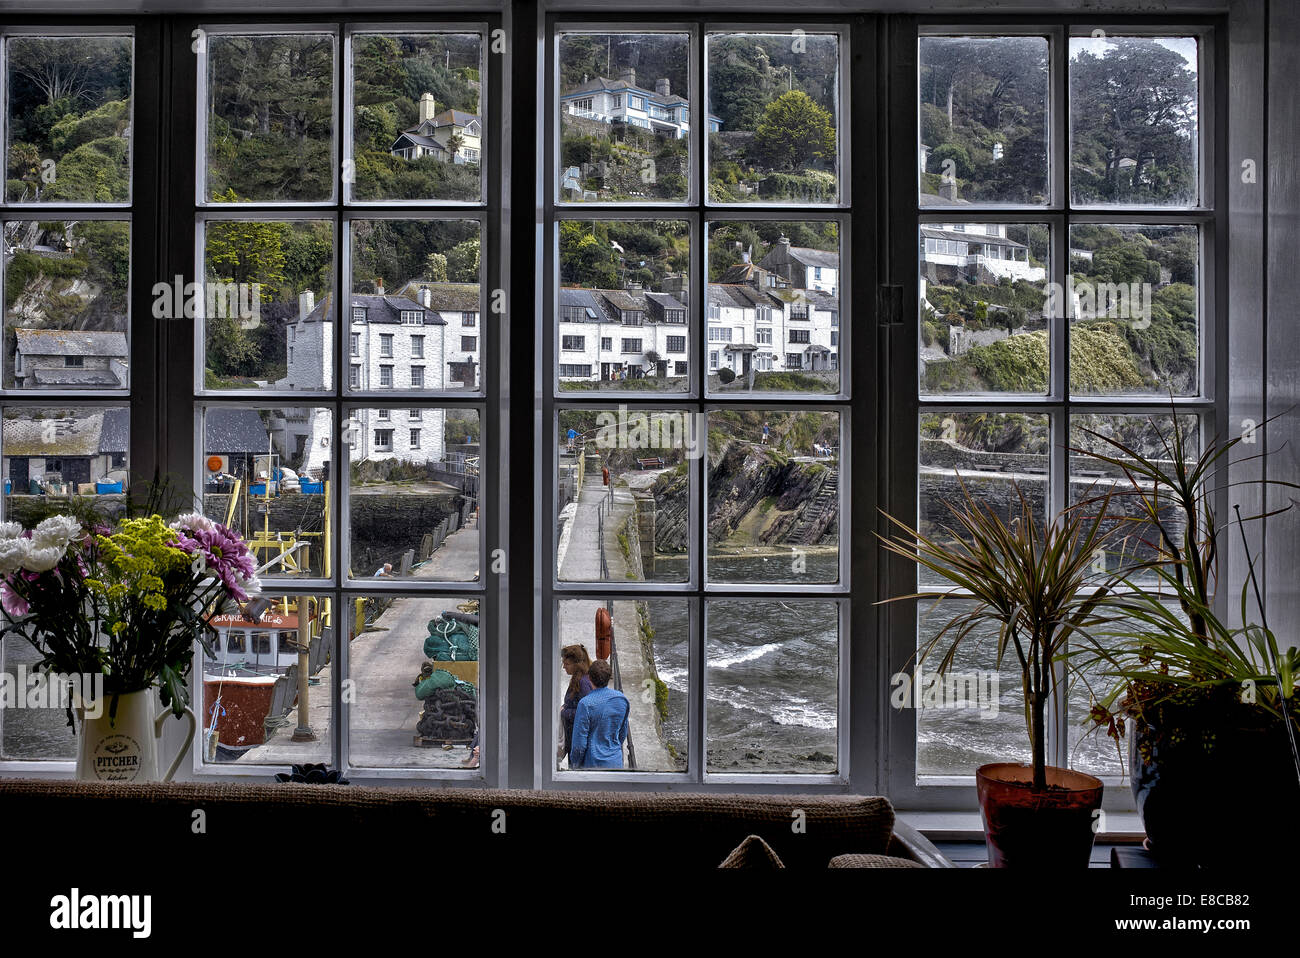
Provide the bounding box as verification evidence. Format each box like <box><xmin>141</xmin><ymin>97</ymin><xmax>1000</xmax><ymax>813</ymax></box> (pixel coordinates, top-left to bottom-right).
<box><xmin>202</xmin><ymin>599</ymin><xmax>323</xmax><ymax>757</ymax></box>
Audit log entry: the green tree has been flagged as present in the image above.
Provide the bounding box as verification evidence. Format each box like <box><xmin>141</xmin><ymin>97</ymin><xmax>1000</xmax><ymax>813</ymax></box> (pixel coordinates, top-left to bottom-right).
<box><xmin>205</xmin><ymin>189</ymin><xmax>289</xmax><ymax>293</ymax></box>
<box><xmin>446</xmin><ymin>238</ymin><xmax>479</xmax><ymax>282</ymax></box>
<box><xmin>424</xmin><ymin>251</ymin><xmax>449</xmax><ymax>282</ymax></box>
<box><xmin>753</xmin><ymin>91</ymin><xmax>836</xmax><ymax>171</ymax></box>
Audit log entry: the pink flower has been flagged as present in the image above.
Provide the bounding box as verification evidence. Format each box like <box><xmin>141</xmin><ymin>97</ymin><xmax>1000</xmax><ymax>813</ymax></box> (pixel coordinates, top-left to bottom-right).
<box><xmin>174</xmin><ymin>523</ymin><xmax>259</xmax><ymax>601</ymax></box>
<box><xmin>1</xmin><ymin>578</ymin><xmax>29</xmax><ymax>617</ymax></box>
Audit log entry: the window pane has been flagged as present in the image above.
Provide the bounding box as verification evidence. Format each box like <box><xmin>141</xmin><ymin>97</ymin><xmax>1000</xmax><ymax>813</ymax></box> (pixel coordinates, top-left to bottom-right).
<box><xmin>1</xmin><ymin>635</ymin><xmax>76</xmax><ymax>760</ymax></box>
<box><xmin>201</xmin><ymin>593</ymin><xmax>334</xmax><ymax>765</ymax></box>
<box><xmin>5</xmin><ymin>35</ymin><xmax>133</xmax><ymax>204</ymax></box>
<box><xmin>2</xmin><ymin>404</ymin><xmax>128</xmax><ymax>498</ymax></box>
<box><xmin>1067</xmin><ymin>224</ymin><xmax>1198</xmax><ymax>397</ymax></box>
<box><xmin>200</xmin><ymin>405</ymin><xmax>330</xmax><ymax>579</ymax></box>
<box><xmin>707</xmin><ymin>220</ymin><xmax>841</xmax><ymax>393</ymax></box>
<box><xmin>346</xmin><ymin>407</ymin><xmax>478</xmax><ymax>580</ymax></box>
<box><xmin>348</xmin><ymin>218</ymin><xmax>481</xmax><ymax>392</ymax></box>
<box><xmin>558</xmin><ymin>32</ymin><xmax>690</xmax><ymax>203</ymax></box>
<box><xmin>205</xmin><ymin>33</ymin><xmax>336</xmax><ymax>203</ymax></box>
<box><xmin>706</xmin><ymin>599</ymin><xmax>838</xmax><ymax>772</ymax></box>
<box><xmin>557</xmin><ymin>219</ymin><xmax>689</xmax><ymax>393</ymax></box>
<box><xmin>348</xmin><ymin>592</ymin><xmax>481</xmax><ymax>767</ymax></box>
<box><xmin>918</xmin><ymin>412</ymin><xmax>1050</xmax><ymax>590</ymax></box>
<box><xmin>918</xmin><ymin>36</ymin><xmax>1048</xmax><ymax>206</ymax></box>
<box><xmin>556</xmin><ymin>408</ymin><xmax>691</xmax><ymax>584</ymax></box>
<box><xmin>555</xmin><ymin>597</ymin><xmax>688</xmax><ymax>772</ymax></box>
<box><xmin>4</xmin><ymin>219</ymin><xmax>130</xmax><ymax>390</ymax></box>
<box><xmin>1069</xmin><ymin>36</ymin><xmax>1198</xmax><ymax>207</ymax></box>
<box><xmin>707</xmin><ymin>31</ymin><xmax>841</xmax><ymax>205</ymax></box>
<box><xmin>200</xmin><ymin>218</ymin><xmax>333</xmax><ymax>390</ymax></box>
<box><xmin>915</xmin><ymin>597</ymin><xmax>1028</xmax><ymax>777</ymax></box>
<box><xmin>706</xmin><ymin>409</ymin><xmax>839</xmax><ymax>584</ymax></box>
<box><xmin>351</xmin><ymin>32</ymin><xmax>483</xmax><ymax>203</ymax></box>
<box><xmin>919</xmin><ymin>222</ymin><xmax>1049</xmax><ymax>395</ymax></box>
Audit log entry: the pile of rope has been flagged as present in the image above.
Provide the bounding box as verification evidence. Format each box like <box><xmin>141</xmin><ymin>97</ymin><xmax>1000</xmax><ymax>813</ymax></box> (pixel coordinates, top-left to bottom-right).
<box><xmin>413</xmin><ymin>661</ymin><xmax>477</xmax><ymax>744</ymax></box>
<box><xmin>424</xmin><ymin>611</ymin><xmax>479</xmax><ymax>661</ymax></box>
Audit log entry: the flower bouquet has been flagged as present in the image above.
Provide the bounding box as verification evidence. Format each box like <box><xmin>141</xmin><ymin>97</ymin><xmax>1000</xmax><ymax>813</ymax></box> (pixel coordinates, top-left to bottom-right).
<box><xmin>0</xmin><ymin>510</ymin><xmax>260</xmax><ymax>725</ymax></box>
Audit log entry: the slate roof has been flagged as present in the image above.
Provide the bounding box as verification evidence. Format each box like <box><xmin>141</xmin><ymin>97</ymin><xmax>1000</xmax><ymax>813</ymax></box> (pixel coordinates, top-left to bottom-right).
<box><xmin>396</xmin><ymin>281</ymin><xmax>481</xmax><ymax>312</ymax></box>
<box><xmin>205</xmin><ymin>407</ymin><xmax>270</xmax><ymax>455</ymax></box>
<box><xmin>3</xmin><ymin>412</ymin><xmax>103</xmax><ymax>457</ymax></box>
<box><xmin>558</xmin><ymin>287</ymin><xmax>610</xmax><ymax>322</ymax></box>
<box><xmin>99</xmin><ymin>407</ymin><xmax>129</xmax><ymax>454</ymax></box>
<box><xmin>14</xmin><ymin>328</ymin><xmax>128</xmax><ymax>358</ymax></box>
<box><xmin>706</xmin><ymin>284</ymin><xmax>782</xmax><ymax>310</ymax></box>
<box><xmin>785</xmin><ymin>246</ymin><xmax>840</xmax><ymax>269</ymax></box>
<box><xmin>920</xmin><ymin>226</ymin><xmax>1027</xmax><ymax>249</ymax></box>
<box><xmin>392</xmin><ymin>131</ymin><xmax>447</xmax><ymax>152</ymax></box>
<box><xmin>31</xmin><ymin>368</ymin><xmax>122</xmax><ymax>387</ymax></box>
<box><xmin>299</xmin><ymin>293</ymin><xmax>446</xmax><ymax>326</ymax></box>
<box><xmin>644</xmin><ymin>292</ymin><xmax>686</xmax><ymax>312</ymax></box>
<box><xmin>431</xmin><ymin>109</ymin><xmax>480</xmax><ymax>129</ymax></box>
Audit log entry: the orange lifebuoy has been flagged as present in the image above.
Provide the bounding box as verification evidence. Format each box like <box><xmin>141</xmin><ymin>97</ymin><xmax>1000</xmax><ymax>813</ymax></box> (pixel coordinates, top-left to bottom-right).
<box><xmin>595</xmin><ymin>606</ymin><xmax>612</xmax><ymax>661</ymax></box>
<box><xmin>602</xmin><ymin>466</ymin><xmax>610</xmax><ymax>486</ymax></box>
<box><xmin>206</xmin><ymin>456</ymin><xmax>224</xmax><ymax>472</ymax></box>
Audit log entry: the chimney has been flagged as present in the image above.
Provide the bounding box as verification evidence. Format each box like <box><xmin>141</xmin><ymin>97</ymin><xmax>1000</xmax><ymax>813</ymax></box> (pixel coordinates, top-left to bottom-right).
<box><xmin>298</xmin><ymin>290</ymin><xmax>315</xmax><ymax>320</ymax></box>
<box><xmin>421</xmin><ymin>287</ymin><xmax>432</xmax><ymax>308</ymax></box>
<box><xmin>939</xmin><ymin>180</ymin><xmax>959</xmax><ymax>202</ymax></box>
<box><xmin>625</xmin><ymin>281</ymin><xmax>643</xmax><ymax>292</ymax></box>
<box><xmin>618</xmin><ymin>67</ymin><xmax>636</xmax><ymax>88</ymax></box>
<box><xmin>418</xmin><ymin>93</ymin><xmax>436</xmax><ymax>123</ymax></box>
<box><xmin>655</xmin><ymin>78</ymin><xmax>670</xmax><ymax>97</ymax></box>
<box><xmin>776</xmin><ymin>235</ymin><xmax>791</xmax><ymax>248</ymax></box>
<box><xmin>376</xmin><ymin>278</ymin><xmax>385</xmax><ymax>295</ymax></box>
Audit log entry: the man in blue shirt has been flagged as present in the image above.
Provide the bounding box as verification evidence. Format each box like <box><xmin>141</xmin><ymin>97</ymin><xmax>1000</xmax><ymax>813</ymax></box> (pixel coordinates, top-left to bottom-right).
<box><xmin>569</xmin><ymin>659</ymin><xmax>629</xmax><ymax>769</ymax></box>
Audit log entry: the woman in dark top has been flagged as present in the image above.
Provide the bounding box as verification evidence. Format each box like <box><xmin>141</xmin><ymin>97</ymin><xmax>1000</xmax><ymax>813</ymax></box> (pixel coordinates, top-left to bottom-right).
<box><xmin>559</xmin><ymin>643</ymin><xmax>594</xmax><ymax>765</ymax></box>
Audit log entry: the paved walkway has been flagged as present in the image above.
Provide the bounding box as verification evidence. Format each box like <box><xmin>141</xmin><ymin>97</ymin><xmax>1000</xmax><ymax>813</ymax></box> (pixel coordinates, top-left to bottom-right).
<box><xmin>237</xmin><ymin>513</ymin><xmax>480</xmax><ymax>768</ymax></box>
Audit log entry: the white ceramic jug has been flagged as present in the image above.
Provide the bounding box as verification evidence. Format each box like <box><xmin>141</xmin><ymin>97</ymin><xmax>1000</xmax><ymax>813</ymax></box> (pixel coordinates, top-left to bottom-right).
<box><xmin>75</xmin><ymin>689</ymin><xmax>196</xmax><ymax>783</ymax></box>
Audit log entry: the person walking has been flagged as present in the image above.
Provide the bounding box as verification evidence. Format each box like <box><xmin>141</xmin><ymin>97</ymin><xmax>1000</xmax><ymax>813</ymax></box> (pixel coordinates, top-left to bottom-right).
<box><xmin>569</xmin><ymin>659</ymin><xmax>630</xmax><ymax>769</ymax></box>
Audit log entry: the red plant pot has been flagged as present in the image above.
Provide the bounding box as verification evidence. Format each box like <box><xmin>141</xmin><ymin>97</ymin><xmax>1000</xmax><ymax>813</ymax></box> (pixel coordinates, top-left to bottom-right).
<box><xmin>976</xmin><ymin>763</ymin><xmax>1104</xmax><ymax>867</ymax></box>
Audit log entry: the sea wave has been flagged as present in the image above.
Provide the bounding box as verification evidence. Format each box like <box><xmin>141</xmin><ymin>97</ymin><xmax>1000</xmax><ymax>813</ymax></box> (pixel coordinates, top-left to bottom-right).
<box><xmin>710</xmin><ymin>642</ymin><xmax>783</xmax><ymax>670</ymax></box>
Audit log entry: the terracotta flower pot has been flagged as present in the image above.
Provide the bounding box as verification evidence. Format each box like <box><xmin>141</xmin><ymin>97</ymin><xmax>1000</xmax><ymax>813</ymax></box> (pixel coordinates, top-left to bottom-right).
<box><xmin>976</xmin><ymin>762</ymin><xmax>1104</xmax><ymax>867</ymax></box>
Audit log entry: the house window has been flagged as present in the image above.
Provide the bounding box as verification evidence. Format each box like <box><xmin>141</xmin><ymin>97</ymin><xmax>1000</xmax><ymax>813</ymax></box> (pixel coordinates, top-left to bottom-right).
<box><xmin>558</xmin><ymin>364</ymin><xmax>592</xmax><ymax>378</ymax></box>
<box><xmin>409</xmin><ymin>428</ymin><xmax>421</xmax><ymax>448</ymax></box>
<box><xmin>349</xmin><ymin>364</ymin><xmax>360</xmax><ymax>389</ymax></box>
<box><xmin>675</xmin><ymin>361</ymin><xmax>688</xmax><ymax>375</ymax></box>
<box><xmin>374</xmin><ymin>429</ymin><xmax>393</xmax><ymax>451</ymax></box>
<box><xmin>756</xmin><ymin>328</ymin><xmax>772</xmax><ymax>345</ymax></box>
<box><xmin>380</xmin><ymin>365</ymin><xmax>393</xmax><ymax>387</ymax></box>
<box><xmin>665</xmin><ymin>335</ymin><xmax>686</xmax><ymax>353</ymax></box>
<box><xmin>410</xmin><ymin>409</ymin><xmax>422</xmax><ymax>420</ymax></box>
<box><xmin>707</xmin><ymin>327</ymin><xmax>731</xmax><ymax>342</ymax></box>
<box><xmin>380</xmin><ymin>334</ymin><xmax>394</xmax><ymax>358</ymax></box>
<box><xmin>620</xmin><ymin>338</ymin><xmax>641</xmax><ymax>353</ymax></box>
<box><xmin>830</xmin><ymin>331</ymin><xmax>838</xmax><ymax>347</ymax></box>
<box><xmin>377</xmin><ymin>408</ymin><xmax>390</xmax><ymax>421</ymax></box>
<box><xmin>561</xmin><ymin>335</ymin><xmax>585</xmax><ymax>350</ymax></box>
<box><xmin>709</xmin><ymin>350</ymin><xmax>719</xmax><ymax>369</ymax></box>
<box><xmin>785</xmin><ymin>352</ymin><xmax>803</xmax><ymax>370</ymax></box>
<box><xmin>401</xmin><ymin>310</ymin><xmax>422</xmax><ymax>325</ymax></box>
<box><xmin>600</xmin><ymin>337</ymin><xmax>612</xmax><ymax>351</ymax></box>
<box><xmin>789</xmin><ymin>329</ymin><xmax>810</xmax><ymax>344</ymax></box>
<box><xmin>288</xmin><ymin>346</ymin><xmax>294</xmax><ymax>363</ymax></box>
<box><xmin>462</xmin><ymin>311</ymin><xmax>477</xmax><ymax>326</ymax></box>
<box><xmin>461</xmin><ymin>336</ymin><xmax>477</xmax><ymax>352</ymax></box>
<box><xmin>350</xmin><ymin>332</ymin><xmax>360</xmax><ymax>356</ymax></box>
<box><xmin>411</xmin><ymin>335</ymin><xmax>424</xmax><ymax>359</ymax></box>
<box><xmin>353</xmin><ymin>307</ymin><xmax>365</xmax><ymax>322</ymax></box>
<box><xmin>410</xmin><ymin>366</ymin><xmax>424</xmax><ymax>388</ymax></box>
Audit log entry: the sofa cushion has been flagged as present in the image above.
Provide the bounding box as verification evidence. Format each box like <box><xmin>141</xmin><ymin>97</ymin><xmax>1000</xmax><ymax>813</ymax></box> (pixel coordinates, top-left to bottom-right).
<box><xmin>829</xmin><ymin>853</ymin><xmax>925</xmax><ymax>868</ymax></box>
<box><xmin>719</xmin><ymin>834</ymin><xmax>785</xmax><ymax>869</ymax></box>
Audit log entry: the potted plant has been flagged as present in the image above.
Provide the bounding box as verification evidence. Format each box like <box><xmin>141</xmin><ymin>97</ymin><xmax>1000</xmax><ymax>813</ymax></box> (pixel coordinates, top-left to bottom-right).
<box><xmin>0</xmin><ymin>505</ymin><xmax>260</xmax><ymax>782</ymax></box>
<box><xmin>1071</xmin><ymin>416</ymin><xmax>1300</xmax><ymax>866</ymax></box>
<box><xmin>880</xmin><ymin>481</ymin><xmax>1125</xmax><ymax>867</ymax></box>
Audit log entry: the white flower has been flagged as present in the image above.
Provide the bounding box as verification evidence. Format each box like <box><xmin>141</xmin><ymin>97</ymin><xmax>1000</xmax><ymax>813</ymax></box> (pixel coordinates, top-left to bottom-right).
<box><xmin>170</xmin><ymin>512</ymin><xmax>217</xmax><ymax>534</ymax></box>
<box><xmin>22</xmin><ymin>544</ymin><xmax>63</xmax><ymax>573</ymax></box>
<box><xmin>32</xmin><ymin>515</ymin><xmax>81</xmax><ymax>550</ymax></box>
<box><xmin>240</xmin><ymin>572</ymin><xmax>263</xmax><ymax>597</ymax></box>
<box><xmin>0</xmin><ymin>539</ymin><xmax>28</xmax><ymax>575</ymax></box>
<box><xmin>0</xmin><ymin>521</ymin><xmax>24</xmax><ymax>539</ymax></box>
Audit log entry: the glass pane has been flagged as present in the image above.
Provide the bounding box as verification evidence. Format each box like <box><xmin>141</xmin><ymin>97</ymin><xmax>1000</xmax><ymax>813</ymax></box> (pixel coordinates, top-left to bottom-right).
<box><xmin>200</xmin><ymin>405</ymin><xmax>330</xmax><ymax>579</ymax></box>
<box><xmin>706</xmin><ymin>599</ymin><xmax>838</xmax><ymax>772</ymax></box>
<box><xmin>1</xmin><ymin>635</ymin><xmax>77</xmax><ymax>760</ymax></box>
<box><xmin>349</xmin><ymin>592</ymin><xmax>481</xmax><ymax>768</ymax></box>
<box><xmin>348</xmin><ymin>218</ymin><xmax>482</xmax><ymax>392</ymax></box>
<box><xmin>351</xmin><ymin>32</ymin><xmax>483</xmax><ymax>203</ymax></box>
<box><xmin>555</xmin><ymin>408</ymin><xmax>691</xmax><ymax>584</ymax></box>
<box><xmin>919</xmin><ymin>222</ymin><xmax>1049</xmax><ymax>395</ymax></box>
<box><xmin>707</xmin><ymin>32</ymin><xmax>841</xmax><ymax>204</ymax></box>
<box><xmin>346</xmin><ymin>407</ymin><xmax>479</xmax><ymax>580</ymax></box>
<box><xmin>5</xmin><ymin>35</ymin><xmax>133</xmax><ymax>203</ymax></box>
<box><xmin>706</xmin><ymin>409</ymin><xmax>840</xmax><ymax>584</ymax></box>
<box><xmin>915</xmin><ymin>597</ymin><xmax>1029</xmax><ymax>777</ymax></box>
<box><xmin>706</xmin><ymin>220</ymin><xmax>841</xmax><ymax>393</ymax></box>
<box><xmin>1069</xmin><ymin>412</ymin><xmax>1200</xmax><ymax>579</ymax></box>
<box><xmin>200</xmin><ymin>218</ymin><xmax>333</xmax><ymax>390</ymax></box>
<box><xmin>558</xmin><ymin>32</ymin><xmax>690</xmax><ymax>203</ymax></box>
<box><xmin>918</xmin><ymin>36</ymin><xmax>1048</xmax><ymax>206</ymax></box>
<box><xmin>1070</xmin><ymin>36</ymin><xmax>1199</xmax><ymax>207</ymax></box>
<box><xmin>205</xmin><ymin>33</ymin><xmax>336</xmax><ymax>203</ymax></box>
<box><xmin>1067</xmin><ymin>224</ymin><xmax>1198</xmax><ymax>397</ymax></box>
<box><xmin>201</xmin><ymin>593</ymin><xmax>334</xmax><ymax>765</ymax></box>
<box><xmin>917</xmin><ymin>412</ymin><xmax>1050</xmax><ymax>590</ymax></box>
<box><xmin>557</xmin><ymin>219</ymin><xmax>689</xmax><ymax>393</ymax></box>
<box><xmin>555</xmin><ymin>597</ymin><xmax>688</xmax><ymax>772</ymax></box>
<box><xmin>2</xmin><ymin>404</ymin><xmax>129</xmax><ymax>499</ymax></box>
<box><xmin>4</xmin><ymin>219</ymin><xmax>130</xmax><ymax>390</ymax></box>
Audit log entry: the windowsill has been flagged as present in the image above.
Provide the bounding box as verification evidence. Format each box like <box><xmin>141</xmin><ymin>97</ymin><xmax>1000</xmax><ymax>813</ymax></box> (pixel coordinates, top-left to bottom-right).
<box><xmin>898</xmin><ymin>809</ymin><xmax>1146</xmax><ymax>841</ymax></box>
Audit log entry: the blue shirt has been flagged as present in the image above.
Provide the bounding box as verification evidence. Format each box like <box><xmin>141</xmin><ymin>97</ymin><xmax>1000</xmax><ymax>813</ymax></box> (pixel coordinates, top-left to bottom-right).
<box><xmin>569</xmin><ymin>686</ymin><xmax>630</xmax><ymax>769</ymax></box>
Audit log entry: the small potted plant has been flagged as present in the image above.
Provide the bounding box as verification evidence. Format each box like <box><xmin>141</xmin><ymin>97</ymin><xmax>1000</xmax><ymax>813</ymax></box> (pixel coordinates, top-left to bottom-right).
<box><xmin>0</xmin><ymin>502</ymin><xmax>260</xmax><ymax>783</ymax></box>
<box><xmin>1071</xmin><ymin>416</ymin><xmax>1300</xmax><ymax>866</ymax></box>
<box><xmin>880</xmin><ymin>481</ymin><xmax>1124</xmax><ymax>867</ymax></box>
